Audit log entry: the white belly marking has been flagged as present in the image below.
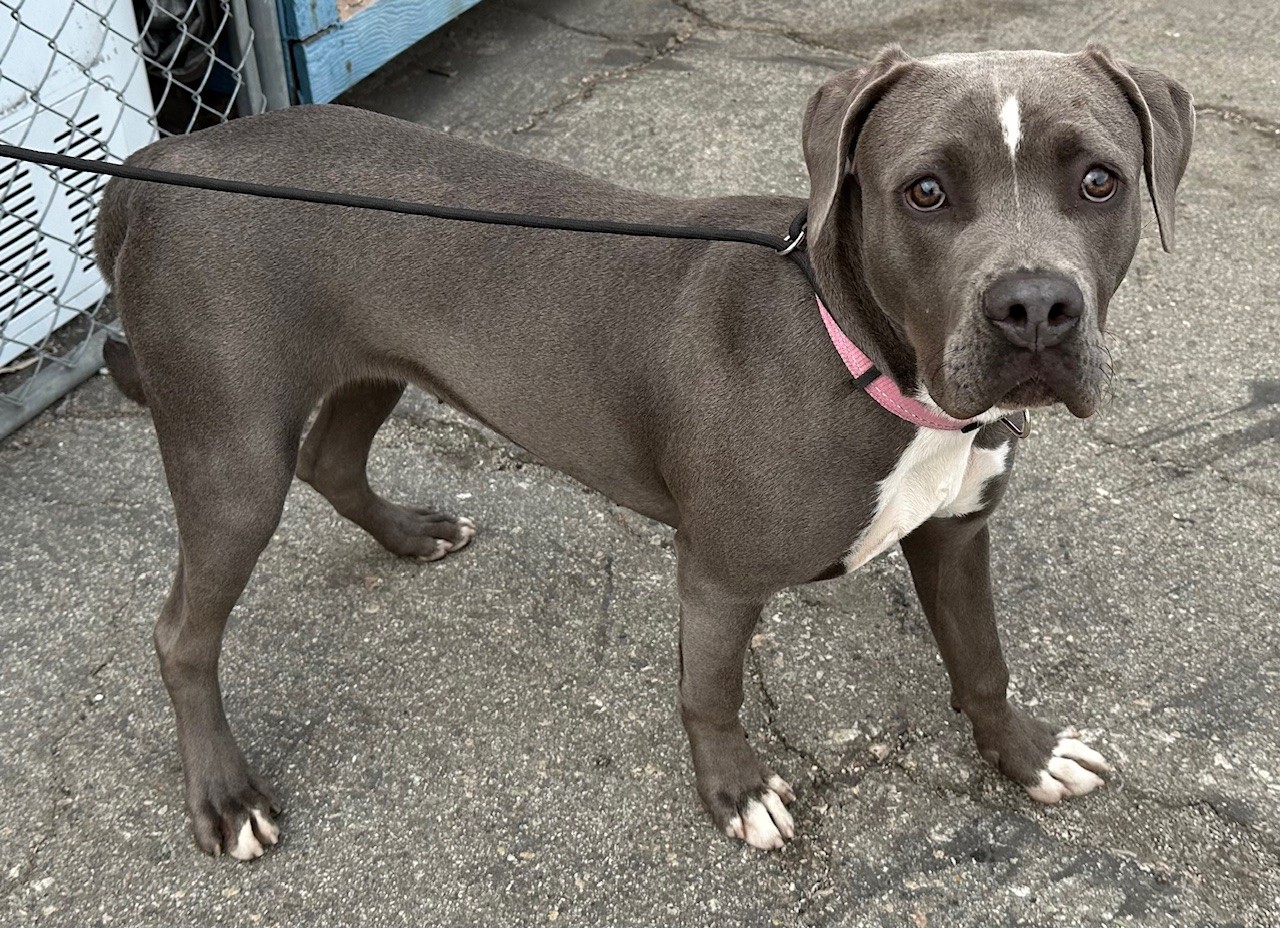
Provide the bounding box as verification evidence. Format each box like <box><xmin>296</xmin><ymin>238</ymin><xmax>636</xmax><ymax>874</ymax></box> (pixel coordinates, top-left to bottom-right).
<box><xmin>843</xmin><ymin>430</ymin><xmax>1009</xmax><ymax>570</ymax></box>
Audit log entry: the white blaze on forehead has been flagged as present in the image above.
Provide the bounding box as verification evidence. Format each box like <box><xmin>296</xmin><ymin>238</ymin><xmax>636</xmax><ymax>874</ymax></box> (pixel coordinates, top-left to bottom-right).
<box><xmin>999</xmin><ymin>95</ymin><xmax>1022</xmax><ymax>159</ymax></box>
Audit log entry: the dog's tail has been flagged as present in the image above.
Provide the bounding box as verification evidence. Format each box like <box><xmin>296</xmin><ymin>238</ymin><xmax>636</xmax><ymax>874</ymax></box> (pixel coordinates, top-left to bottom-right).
<box><xmin>94</xmin><ymin>156</ymin><xmax>149</xmax><ymax>407</ymax></box>
<box><xmin>103</xmin><ymin>334</ymin><xmax>148</xmax><ymax>407</ymax></box>
<box><xmin>93</xmin><ymin>167</ymin><xmax>130</xmax><ymax>291</ymax></box>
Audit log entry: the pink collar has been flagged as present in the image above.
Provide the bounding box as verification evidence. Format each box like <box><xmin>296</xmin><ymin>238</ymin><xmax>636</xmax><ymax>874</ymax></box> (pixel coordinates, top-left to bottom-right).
<box><xmin>816</xmin><ymin>297</ymin><xmax>979</xmax><ymax>432</ymax></box>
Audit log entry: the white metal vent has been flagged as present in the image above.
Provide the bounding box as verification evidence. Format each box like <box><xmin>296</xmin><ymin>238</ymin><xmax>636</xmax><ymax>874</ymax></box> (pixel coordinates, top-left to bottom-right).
<box><xmin>0</xmin><ymin>0</ymin><xmax>157</xmax><ymax>369</ymax></box>
<box><xmin>0</xmin><ymin>161</ymin><xmax>56</xmax><ymax>359</ymax></box>
<box><xmin>55</xmin><ymin>114</ymin><xmax>110</xmax><ymax>273</ymax></box>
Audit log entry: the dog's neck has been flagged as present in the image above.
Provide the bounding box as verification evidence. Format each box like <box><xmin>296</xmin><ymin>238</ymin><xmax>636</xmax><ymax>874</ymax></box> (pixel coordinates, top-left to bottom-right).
<box><xmin>808</xmin><ymin>229</ymin><xmax>921</xmax><ymax>395</ymax></box>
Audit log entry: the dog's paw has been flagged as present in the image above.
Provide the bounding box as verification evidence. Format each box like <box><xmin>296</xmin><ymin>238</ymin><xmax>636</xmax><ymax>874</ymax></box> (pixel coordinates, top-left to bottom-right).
<box><xmin>974</xmin><ymin>706</ymin><xmax>1111</xmax><ymax>805</ymax></box>
<box><xmin>187</xmin><ymin>767</ymin><xmax>282</xmax><ymax>861</ymax></box>
<box><xmin>1025</xmin><ymin>729</ymin><xmax>1112</xmax><ymax>804</ymax></box>
<box><xmin>365</xmin><ymin>506</ymin><xmax>475</xmax><ymax>561</ymax></box>
<box><xmin>722</xmin><ymin>776</ymin><xmax>796</xmax><ymax>850</ymax></box>
<box><xmin>692</xmin><ymin>731</ymin><xmax>797</xmax><ymax>850</ymax></box>
<box><xmin>412</xmin><ymin>513</ymin><xmax>476</xmax><ymax>561</ymax></box>
<box><xmin>226</xmin><ymin>809</ymin><xmax>281</xmax><ymax>861</ymax></box>
<box><xmin>452</xmin><ymin>515</ymin><xmax>477</xmax><ymax>548</ymax></box>
<box><xmin>705</xmin><ymin>773</ymin><xmax>796</xmax><ymax>851</ymax></box>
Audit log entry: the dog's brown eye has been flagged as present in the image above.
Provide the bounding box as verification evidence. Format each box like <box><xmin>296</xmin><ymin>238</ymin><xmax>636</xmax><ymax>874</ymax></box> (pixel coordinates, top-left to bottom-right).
<box><xmin>1081</xmin><ymin>166</ymin><xmax>1117</xmax><ymax>202</ymax></box>
<box><xmin>906</xmin><ymin>177</ymin><xmax>946</xmax><ymax>211</ymax></box>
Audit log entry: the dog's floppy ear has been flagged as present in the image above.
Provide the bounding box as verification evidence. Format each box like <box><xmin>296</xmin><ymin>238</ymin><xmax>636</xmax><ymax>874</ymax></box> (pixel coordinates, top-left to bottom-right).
<box><xmin>1086</xmin><ymin>45</ymin><xmax>1195</xmax><ymax>253</ymax></box>
<box><xmin>802</xmin><ymin>45</ymin><xmax>915</xmax><ymax>251</ymax></box>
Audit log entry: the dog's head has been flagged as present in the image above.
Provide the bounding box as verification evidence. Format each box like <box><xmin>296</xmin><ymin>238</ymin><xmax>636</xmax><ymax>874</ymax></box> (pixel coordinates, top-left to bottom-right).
<box><xmin>803</xmin><ymin>46</ymin><xmax>1194</xmax><ymax>418</ymax></box>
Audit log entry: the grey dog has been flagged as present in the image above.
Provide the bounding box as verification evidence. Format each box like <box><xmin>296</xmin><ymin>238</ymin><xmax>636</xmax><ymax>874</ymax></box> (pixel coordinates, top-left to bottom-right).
<box><xmin>96</xmin><ymin>44</ymin><xmax>1193</xmax><ymax>858</ymax></box>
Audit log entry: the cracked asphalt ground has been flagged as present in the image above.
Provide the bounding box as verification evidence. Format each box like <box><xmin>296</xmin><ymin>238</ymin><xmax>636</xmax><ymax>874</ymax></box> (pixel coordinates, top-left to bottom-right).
<box><xmin>3</xmin><ymin>0</ymin><xmax>1279</xmax><ymax>924</ymax></box>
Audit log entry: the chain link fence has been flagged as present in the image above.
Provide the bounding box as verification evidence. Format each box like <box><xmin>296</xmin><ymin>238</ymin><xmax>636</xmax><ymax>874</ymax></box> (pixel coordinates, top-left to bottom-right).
<box><xmin>0</xmin><ymin>0</ymin><xmax>268</xmax><ymax>437</ymax></box>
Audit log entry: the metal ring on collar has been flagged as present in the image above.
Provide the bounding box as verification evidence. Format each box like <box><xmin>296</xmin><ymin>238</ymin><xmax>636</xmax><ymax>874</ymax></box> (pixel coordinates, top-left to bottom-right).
<box><xmin>777</xmin><ymin>228</ymin><xmax>806</xmax><ymax>256</ymax></box>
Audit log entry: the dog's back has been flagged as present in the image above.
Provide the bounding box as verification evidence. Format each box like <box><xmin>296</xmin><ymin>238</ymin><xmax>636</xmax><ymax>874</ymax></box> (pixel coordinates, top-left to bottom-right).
<box><xmin>91</xmin><ymin>104</ymin><xmax>804</xmax><ymax>515</ymax></box>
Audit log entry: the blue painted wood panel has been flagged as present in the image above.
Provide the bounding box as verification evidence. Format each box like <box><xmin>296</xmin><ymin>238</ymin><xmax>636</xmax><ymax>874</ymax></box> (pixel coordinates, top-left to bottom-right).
<box><xmin>288</xmin><ymin>0</ymin><xmax>482</xmax><ymax>104</ymax></box>
<box><xmin>279</xmin><ymin>0</ymin><xmax>339</xmax><ymax>42</ymax></box>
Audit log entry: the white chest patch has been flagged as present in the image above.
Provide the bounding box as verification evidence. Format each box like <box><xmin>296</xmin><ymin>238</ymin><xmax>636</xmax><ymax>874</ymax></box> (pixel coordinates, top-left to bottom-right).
<box><xmin>843</xmin><ymin>431</ymin><xmax>1009</xmax><ymax>571</ymax></box>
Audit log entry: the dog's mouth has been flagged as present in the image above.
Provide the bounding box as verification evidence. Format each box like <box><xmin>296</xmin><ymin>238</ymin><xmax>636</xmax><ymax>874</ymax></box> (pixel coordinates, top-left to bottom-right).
<box><xmin>1011</xmin><ymin>350</ymin><xmax>1104</xmax><ymax>418</ymax></box>
<box><xmin>998</xmin><ymin>375</ymin><xmax>1075</xmax><ymax>413</ymax></box>
<box><xmin>938</xmin><ymin>347</ymin><xmax>1105</xmax><ymax>420</ymax></box>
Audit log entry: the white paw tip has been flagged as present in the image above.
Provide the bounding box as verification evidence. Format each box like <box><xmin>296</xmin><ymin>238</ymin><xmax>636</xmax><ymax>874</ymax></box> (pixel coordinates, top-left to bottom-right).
<box><xmin>1026</xmin><ymin>770</ymin><xmax>1068</xmax><ymax>804</ymax></box>
<box><xmin>1053</xmin><ymin>737</ymin><xmax>1112</xmax><ymax>773</ymax></box>
<box><xmin>726</xmin><ymin>815</ymin><xmax>744</xmax><ymax>840</ymax></box>
<box><xmin>251</xmin><ymin>808</ymin><xmax>280</xmax><ymax>845</ymax></box>
<box><xmin>760</xmin><ymin>789</ymin><xmax>795</xmax><ymax>840</ymax></box>
<box><xmin>228</xmin><ymin>819</ymin><xmax>264</xmax><ymax>861</ymax></box>
<box><xmin>767</xmin><ymin>775</ymin><xmax>795</xmax><ymax>803</ymax></box>
<box><xmin>418</xmin><ymin>541</ymin><xmax>450</xmax><ymax>562</ymax></box>
<box><xmin>1027</xmin><ymin>731</ymin><xmax>1110</xmax><ymax>804</ymax></box>
<box><xmin>1047</xmin><ymin>756</ymin><xmax>1106</xmax><ymax>795</ymax></box>
<box><xmin>741</xmin><ymin>798</ymin><xmax>784</xmax><ymax>850</ymax></box>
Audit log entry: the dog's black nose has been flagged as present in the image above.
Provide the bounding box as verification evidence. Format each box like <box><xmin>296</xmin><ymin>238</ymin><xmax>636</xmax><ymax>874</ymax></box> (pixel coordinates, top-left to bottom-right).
<box><xmin>983</xmin><ymin>273</ymin><xmax>1084</xmax><ymax>350</ymax></box>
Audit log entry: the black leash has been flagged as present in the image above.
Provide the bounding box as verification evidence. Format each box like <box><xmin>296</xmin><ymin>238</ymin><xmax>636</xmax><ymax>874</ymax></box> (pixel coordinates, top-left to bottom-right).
<box><xmin>1</xmin><ymin>142</ymin><xmax>1030</xmax><ymax>435</ymax></box>
<box><xmin>0</xmin><ymin>142</ymin><xmax>820</xmax><ymax>294</ymax></box>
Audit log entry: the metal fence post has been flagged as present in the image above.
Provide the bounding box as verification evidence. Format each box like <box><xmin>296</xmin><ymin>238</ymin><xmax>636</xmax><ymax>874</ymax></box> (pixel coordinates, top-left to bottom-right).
<box><xmin>228</xmin><ymin>0</ymin><xmax>268</xmax><ymax>117</ymax></box>
<box><xmin>243</xmin><ymin>0</ymin><xmax>293</xmax><ymax>110</ymax></box>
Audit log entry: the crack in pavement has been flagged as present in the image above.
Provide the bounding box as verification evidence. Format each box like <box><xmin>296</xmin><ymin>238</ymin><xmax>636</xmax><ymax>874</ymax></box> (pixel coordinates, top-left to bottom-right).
<box><xmin>746</xmin><ymin>643</ymin><xmax>840</xmax><ymax>924</ymax></box>
<box><xmin>2</xmin><ymin>802</ymin><xmax>61</xmax><ymax>907</ymax></box>
<box><xmin>747</xmin><ymin>643</ymin><xmax>832</xmax><ymax>785</ymax></box>
<box><xmin>1089</xmin><ymin>427</ymin><xmax>1280</xmax><ymax>513</ymax></box>
<box><xmin>746</xmin><ymin>640</ymin><xmax>951</xmax><ymax>924</ymax></box>
<box><xmin>5</xmin><ymin>715</ymin><xmax>89</xmax><ymax>903</ymax></box>
<box><xmin>1119</xmin><ymin>784</ymin><xmax>1280</xmax><ymax>862</ymax></box>
<box><xmin>669</xmin><ymin>0</ymin><xmax>869</xmax><ymax>59</ymax></box>
<box><xmin>503</xmin><ymin>0</ymin><xmax>868</xmax><ymax>139</ymax></box>
<box><xmin>509</xmin><ymin>15</ymin><xmax>700</xmax><ymax>136</ymax></box>
<box><xmin>512</xmin><ymin>0</ymin><xmax>1280</xmax><ymax>159</ymax></box>
<box><xmin>497</xmin><ymin>0</ymin><xmax>660</xmax><ymax>48</ymax></box>
<box><xmin>1196</xmin><ymin>103</ymin><xmax>1280</xmax><ymax>146</ymax></box>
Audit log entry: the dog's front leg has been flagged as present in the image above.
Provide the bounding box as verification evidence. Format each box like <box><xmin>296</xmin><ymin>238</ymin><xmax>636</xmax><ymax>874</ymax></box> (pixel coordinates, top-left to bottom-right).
<box><xmin>900</xmin><ymin>517</ymin><xmax>1112</xmax><ymax>803</ymax></box>
<box><xmin>675</xmin><ymin>546</ymin><xmax>795</xmax><ymax>849</ymax></box>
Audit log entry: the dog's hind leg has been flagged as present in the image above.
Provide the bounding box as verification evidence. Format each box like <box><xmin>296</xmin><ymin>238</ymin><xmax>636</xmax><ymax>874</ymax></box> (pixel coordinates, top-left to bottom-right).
<box><xmin>296</xmin><ymin>381</ymin><xmax>475</xmax><ymax>560</ymax></box>
<box><xmin>149</xmin><ymin>401</ymin><xmax>306</xmax><ymax>860</ymax></box>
